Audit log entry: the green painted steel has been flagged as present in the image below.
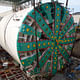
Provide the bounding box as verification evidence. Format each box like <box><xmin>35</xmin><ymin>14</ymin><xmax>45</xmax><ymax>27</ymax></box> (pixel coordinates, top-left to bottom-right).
<box><xmin>52</xmin><ymin>47</ymin><xmax>58</xmax><ymax>74</ymax></box>
<box><xmin>54</xmin><ymin>3</ymin><xmax>61</xmax><ymax>38</ymax></box>
<box><xmin>34</xmin><ymin>47</ymin><xmax>53</xmax><ymax>71</ymax></box>
<box><xmin>59</xmin><ymin>58</ymin><xmax>64</xmax><ymax>69</ymax></box>
<box><xmin>18</xmin><ymin>40</ymin><xmax>51</xmax><ymax>52</ymax></box>
<box><xmin>17</xmin><ymin>2</ymin><xmax>76</xmax><ymax>77</ymax></box>
<box><xmin>20</xmin><ymin>24</ymin><xmax>41</xmax><ymax>38</ymax></box>
<box><xmin>68</xmin><ymin>25</ymin><xmax>76</xmax><ymax>36</ymax></box>
<box><xmin>59</xmin><ymin>17</ymin><xmax>74</xmax><ymax>39</ymax></box>
<box><xmin>21</xmin><ymin>51</ymin><xmax>41</xmax><ymax>67</ymax></box>
<box><xmin>28</xmin><ymin>9</ymin><xmax>55</xmax><ymax>40</ymax></box>
<box><xmin>58</xmin><ymin>45</ymin><xmax>70</xmax><ymax>62</ymax></box>
<box><xmin>59</xmin><ymin>37</ymin><xmax>75</xmax><ymax>44</ymax></box>
<box><xmin>45</xmin><ymin>61</ymin><xmax>51</xmax><ymax>72</ymax></box>
<box><xmin>40</xmin><ymin>3</ymin><xmax>53</xmax><ymax>24</ymax></box>
<box><xmin>67</xmin><ymin>45</ymin><xmax>73</xmax><ymax>51</ymax></box>
<box><xmin>61</xmin><ymin>8</ymin><xmax>69</xmax><ymax>24</ymax></box>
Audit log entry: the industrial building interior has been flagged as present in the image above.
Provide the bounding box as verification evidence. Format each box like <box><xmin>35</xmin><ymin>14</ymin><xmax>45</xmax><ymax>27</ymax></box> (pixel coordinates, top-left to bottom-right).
<box><xmin>0</xmin><ymin>0</ymin><xmax>80</xmax><ymax>80</ymax></box>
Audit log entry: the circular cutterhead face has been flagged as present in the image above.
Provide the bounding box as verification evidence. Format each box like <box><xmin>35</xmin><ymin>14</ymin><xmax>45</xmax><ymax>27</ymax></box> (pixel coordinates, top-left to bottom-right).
<box><xmin>17</xmin><ymin>2</ymin><xmax>76</xmax><ymax>76</ymax></box>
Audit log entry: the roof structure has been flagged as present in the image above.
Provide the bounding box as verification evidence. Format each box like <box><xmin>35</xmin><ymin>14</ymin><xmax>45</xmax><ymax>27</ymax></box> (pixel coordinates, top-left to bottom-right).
<box><xmin>73</xmin><ymin>12</ymin><xmax>80</xmax><ymax>15</ymax></box>
<box><xmin>0</xmin><ymin>0</ymin><xmax>31</xmax><ymax>6</ymax></box>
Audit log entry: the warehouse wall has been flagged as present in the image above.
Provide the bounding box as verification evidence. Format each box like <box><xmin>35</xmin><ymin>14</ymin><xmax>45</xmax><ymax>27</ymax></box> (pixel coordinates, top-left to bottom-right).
<box><xmin>73</xmin><ymin>14</ymin><xmax>80</xmax><ymax>24</ymax></box>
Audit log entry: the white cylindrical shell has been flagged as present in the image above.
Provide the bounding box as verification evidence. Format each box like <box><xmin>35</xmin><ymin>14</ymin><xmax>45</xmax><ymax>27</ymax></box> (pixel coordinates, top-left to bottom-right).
<box><xmin>0</xmin><ymin>7</ymin><xmax>33</xmax><ymax>64</ymax></box>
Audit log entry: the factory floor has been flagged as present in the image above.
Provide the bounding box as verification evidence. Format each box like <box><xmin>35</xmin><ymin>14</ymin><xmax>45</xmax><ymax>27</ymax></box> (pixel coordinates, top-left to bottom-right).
<box><xmin>0</xmin><ymin>50</ymin><xmax>29</xmax><ymax>80</ymax></box>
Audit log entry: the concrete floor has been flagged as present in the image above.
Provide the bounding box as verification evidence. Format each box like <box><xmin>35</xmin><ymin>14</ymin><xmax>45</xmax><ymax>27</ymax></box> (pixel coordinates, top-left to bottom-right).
<box><xmin>51</xmin><ymin>73</ymin><xmax>66</xmax><ymax>80</ymax></box>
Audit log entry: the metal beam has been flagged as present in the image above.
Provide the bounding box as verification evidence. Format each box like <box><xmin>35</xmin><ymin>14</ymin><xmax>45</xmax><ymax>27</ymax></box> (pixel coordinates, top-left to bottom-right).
<box><xmin>66</xmin><ymin>0</ymin><xmax>69</xmax><ymax>8</ymax></box>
